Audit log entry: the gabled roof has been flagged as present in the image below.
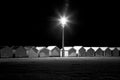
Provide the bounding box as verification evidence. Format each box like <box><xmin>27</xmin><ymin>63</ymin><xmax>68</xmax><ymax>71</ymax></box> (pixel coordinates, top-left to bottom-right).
<box><xmin>100</xmin><ymin>47</ymin><xmax>108</xmax><ymax>51</ymax></box>
<box><xmin>36</xmin><ymin>46</ymin><xmax>46</xmax><ymax>50</ymax></box>
<box><xmin>1</xmin><ymin>46</ymin><xmax>12</xmax><ymax>50</ymax></box>
<box><xmin>24</xmin><ymin>46</ymin><xmax>33</xmax><ymax>50</ymax></box>
<box><xmin>117</xmin><ymin>47</ymin><xmax>120</xmax><ymax>50</ymax></box>
<box><xmin>91</xmin><ymin>47</ymin><xmax>99</xmax><ymax>51</ymax></box>
<box><xmin>64</xmin><ymin>47</ymin><xmax>72</xmax><ymax>50</ymax></box>
<box><xmin>47</xmin><ymin>46</ymin><xmax>57</xmax><ymax>50</ymax></box>
<box><xmin>73</xmin><ymin>46</ymin><xmax>82</xmax><ymax>50</ymax></box>
<box><xmin>73</xmin><ymin>46</ymin><xmax>82</xmax><ymax>53</ymax></box>
<box><xmin>84</xmin><ymin>47</ymin><xmax>90</xmax><ymax>51</ymax></box>
<box><xmin>109</xmin><ymin>47</ymin><xmax>115</xmax><ymax>50</ymax></box>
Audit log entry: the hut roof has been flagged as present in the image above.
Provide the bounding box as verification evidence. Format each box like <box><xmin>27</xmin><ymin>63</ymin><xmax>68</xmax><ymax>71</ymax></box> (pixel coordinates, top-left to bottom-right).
<box><xmin>100</xmin><ymin>47</ymin><xmax>108</xmax><ymax>51</ymax></box>
<box><xmin>73</xmin><ymin>46</ymin><xmax>82</xmax><ymax>50</ymax></box>
<box><xmin>47</xmin><ymin>46</ymin><xmax>57</xmax><ymax>50</ymax></box>
<box><xmin>36</xmin><ymin>46</ymin><xmax>46</xmax><ymax>50</ymax></box>
<box><xmin>91</xmin><ymin>47</ymin><xmax>99</xmax><ymax>51</ymax></box>
<box><xmin>64</xmin><ymin>47</ymin><xmax>72</xmax><ymax>50</ymax></box>
<box><xmin>73</xmin><ymin>46</ymin><xmax>82</xmax><ymax>53</ymax></box>
<box><xmin>84</xmin><ymin>47</ymin><xmax>90</xmax><ymax>51</ymax></box>
<box><xmin>24</xmin><ymin>46</ymin><xmax>33</xmax><ymax>50</ymax></box>
<box><xmin>117</xmin><ymin>47</ymin><xmax>120</xmax><ymax>50</ymax></box>
<box><xmin>109</xmin><ymin>47</ymin><xmax>115</xmax><ymax>50</ymax></box>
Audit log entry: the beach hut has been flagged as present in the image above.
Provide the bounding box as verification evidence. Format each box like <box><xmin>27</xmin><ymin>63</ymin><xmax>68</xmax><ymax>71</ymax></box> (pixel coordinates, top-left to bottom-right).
<box><xmin>73</xmin><ymin>46</ymin><xmax>82</xmax><ymax>57</ymax></box>
<box><xmin>14</xmin><ymin>46</ymin><xmax>28</xmax><ymax>58</ymax></box>
<box><xmin>100</xmin><ymin>47</ymin><xmax>107</xmax><ymax>56</ymax></box>
<box><xmin>26</xmin><ymin>46</ymin><xmax>38</xmax><ymax>58</ymax></box>
<box><xmin>12</xmin><ymin>46</ymin><xmax>19</xmax><ymax>58</ymax></box>
<box><xmin>84</xmin><ymin>47</ymin><xmax>91</xmax><ymax>56</ymax></box>
<box><xmin>92</xmin><ymin>47</ymin><xmax>99</xmax><ymax>56</ymax></box>
<box><xmin>38</xmin><ymin>47</ymin><xmax>49</xmax><ymax>57</ymax></box>
<box><xmin>109</xmin><ymin>47</ymin><xmax>115</xmax><ymax>56</ymax></box>
<box><xmin>112</xmin><ymin>47</ymin><xmax>119</xmax><ymax>56</ymax></box>
<box><xmin>95</xmin><ymin>47</ymin><xmax>104</xmax><ymax>57</ymax></box>
<box><xmin>47</xmin><ymin>46</ymin><xmax>60</xmax><ymax>57</ymax></box>
<box><xmin>0</xmin><ymin>46</ymin><xmax>13</xmax><ymax>58</ymax></box>
<box><xmin>117</xmin><ymin>47</ymin><xmax>120</xmax><ymax>56</ymax></box>
<box><xmin>87</xmin><ymin>47</ymin><xmax>95</xmax><ymax>57</ymax></box>
<box><xmin>68</xmin><ymin>47</ymin><xmax>76</xmax><ymax>57</ymax></box>
<box><xmin>64</xmin><ymin>47</ymin><xmax>72</xmax><ymax>57</ymax></box>
<box><xmin>105</xmin><ymin>47</ymin><xmax>112</xmax><ymax>56</ymax></box>
<box><xmin>79</xmin><ymin>47</ymin><xmax>86</xmax><ymax>57</ymax></box>
<box><xmin>0</xmin><ymin>46</ymin><xmax>5</xmax><ymax>58</ymax></box>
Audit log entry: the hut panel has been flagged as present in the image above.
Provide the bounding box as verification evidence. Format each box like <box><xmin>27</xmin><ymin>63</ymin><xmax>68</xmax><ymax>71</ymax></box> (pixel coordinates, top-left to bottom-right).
<box><xmin>0</xmin><ymin>46</ymin><xmax>13</xmax><ymax>58</ymax></box>
<box><xmin>87</xmin><ymin>48</ymin><xmax>95</xmax><ymax>57</ymax></box>
<box><xmin>14</xmin><ymin>46</ymin><xmax>28</xmax><ymax>58</ymax></box>
<box><xmin>86</xmin><ymin>48</ymin><xmax>95</xmax><ymax>57</ymax></box>
<box><xmin>26</xmin><ymin>48</ymin><xmax>38</xmax><ymax>58</ymax></box>
<box><xmin>95</xmin><ymin>48</ymin><xmax>104</xmax><ymax>57</ymax></box>
<box><xmin>50</xmin><ymin>47</ymin><xmax>60</xmax><ymax>57</ymax></box>
<box><xmin>50</xmin><ymin>49</ymin><xmax>60</xmax><ymax>57</ymax></box>
<box><xmin>105</xmin><ymin>48</ymin><xmax>112</xmax><ymax>56</ymax></box>
<box><xmin>64</xmin><ymin>51</ymin><xmax>68</xmax><ymax>57</ymax></box>
<box><xmin>39</xmin><ymin>48</ymin><xmax>49</xmax><ymax>57</ymax></box>
<box><xmin>112</xmin><ymin>48</ymin><xmax>119</xmax><ymax>56</ymax></box>
<box><xmin>79</xmin><ymin>47</ymin><xmax>86</xmax><ymax>57</ymax></box>
<box><xmin>68</xmin><ymin>48</ymin><xmax>76</xmax><ymax>57</ymax></box>
<box><xmin>68</xmin><ymin>52</ymin><xmax>76</xmax><ymax>57</ymax></box>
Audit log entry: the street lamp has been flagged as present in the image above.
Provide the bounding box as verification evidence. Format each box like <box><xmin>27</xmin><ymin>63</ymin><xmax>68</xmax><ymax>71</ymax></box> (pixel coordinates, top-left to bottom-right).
<box><xmin>52</xmin><ymin>2</ymin><xmax>73</xmax><ymax>57</ymax></box>
<box><xmin>57</xmin><ymin>14</ymin><xmax>70</xmax><ymax>57</ymax></box>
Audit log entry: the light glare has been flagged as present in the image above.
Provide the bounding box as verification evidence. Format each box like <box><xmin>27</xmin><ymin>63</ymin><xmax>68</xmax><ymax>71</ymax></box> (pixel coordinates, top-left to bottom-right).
<box><xmin>58</xmin><ymin>15</ymin><xmax>69</xmax><ymax>28</ymax></box>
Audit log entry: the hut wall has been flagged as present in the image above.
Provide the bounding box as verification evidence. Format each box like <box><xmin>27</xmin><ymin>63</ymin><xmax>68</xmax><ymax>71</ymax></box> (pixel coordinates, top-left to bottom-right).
<box><xmin>64</xmin><ymin>51</ymin><xmax>68</xmax><ymax>57</ymax></box>
<box><xmin>87</xmin><ymin>48</ymin><xmax>95</xmax><ymax>56</ymax></box>
<box><xmin>105</xmin><ymin>48</ymin><xmax>111</xmax><ymax>56</ymax></box>
<box><xmin>14</xmin><ymin>46</ymin><xmax>28</xmax><ymax>58</ymax></box>
<box><xmin>95</xmin><ymin>48</ymin><xmax>104</xmax><ymax>57</ymax></box>
<box><xmin>112</xmin><ymin>48</ymin><xmax>119</xmax><ymax>56</ymax></box>
<box><xmin>51</xmin><ymin>49</ymin><xmax>60</xmax><ymax>57</ymax></box>
<box><xmin>39</xmin><ymin>49</ymin><xmax>49</xmax><ymax>57</ymax></box>
<box><xmin>26</xmin><ymin>49</ymin><xmax>38</xmax><ymax>58</ymax></box>
<box><xmin>0</xmin><ymin>47</ymin><xmax>13</xmax><ymax>58</ymax></box>
<box><xmin>50</xmin><ymin>47</ymin><xmax>60</xmax><ymax>57</ymax></box>
<box><xmin>79</xmin><ymin>47</ymin><xmax>86</xmax><ymax>57</ymax></box>
<box><xmin>68</xmin><ymin>48</ymin><xmax>76</xmax><ymax>57</ymax></box>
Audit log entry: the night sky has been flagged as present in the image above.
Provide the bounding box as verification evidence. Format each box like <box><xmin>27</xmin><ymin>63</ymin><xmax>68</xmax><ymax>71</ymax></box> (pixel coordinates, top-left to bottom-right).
<box><xmin>1</xmin><ymin>0</ymin><xmax>119</xmax><ymax>48</ymax></box>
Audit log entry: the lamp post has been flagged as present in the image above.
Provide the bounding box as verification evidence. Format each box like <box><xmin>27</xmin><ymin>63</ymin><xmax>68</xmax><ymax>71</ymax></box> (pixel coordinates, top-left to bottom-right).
<box><xmin>62</xmin><ymin>25</ymin><xmax>64</xmax><ymax>57</ymax></box>
<box><xmin>58</xmin><ymin>15</ymin><xmax>69</xmax><ymax>57</ymax></box>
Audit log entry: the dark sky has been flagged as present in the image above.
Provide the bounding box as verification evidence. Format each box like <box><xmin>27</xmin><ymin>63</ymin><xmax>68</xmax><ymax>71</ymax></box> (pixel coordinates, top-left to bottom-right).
<box><xmin>1</xmin><ymin>0</ymin><xmax>119</xmax><ymax>48</ymax></box>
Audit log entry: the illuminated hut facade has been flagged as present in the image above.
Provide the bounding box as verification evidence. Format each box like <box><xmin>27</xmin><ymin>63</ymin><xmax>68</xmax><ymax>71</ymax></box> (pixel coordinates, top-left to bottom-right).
<box><xmin>64</xmin><ymin>47</ymin><xmax>72</xmax><ymax>57</ymax></box>
<box><xmin>73</xmin><ymin>46</ymin><xmax>82</xmax><ymax>57</ymax></box>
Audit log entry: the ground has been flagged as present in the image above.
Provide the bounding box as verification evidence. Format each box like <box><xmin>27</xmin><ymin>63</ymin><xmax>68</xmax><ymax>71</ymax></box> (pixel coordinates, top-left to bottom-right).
<box><xmin>0</xmin><ymin>57</ymin><xmax>120</xmax><ymax>80</ymax></box>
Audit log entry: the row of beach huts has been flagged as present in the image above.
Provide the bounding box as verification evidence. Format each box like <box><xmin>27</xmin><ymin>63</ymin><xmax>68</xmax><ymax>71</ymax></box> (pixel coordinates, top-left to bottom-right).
<box><xmin>0</xmin><ymin>46</ymin><xmax>120</xmax><ymax>58</ymax></box>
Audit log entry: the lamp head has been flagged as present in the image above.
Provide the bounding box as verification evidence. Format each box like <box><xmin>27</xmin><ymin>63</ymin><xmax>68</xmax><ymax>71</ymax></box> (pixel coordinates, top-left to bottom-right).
<box><xmin>58</xmin><ymin>15</ymin><xmax>69</xmax><ymax>28</ymax></box>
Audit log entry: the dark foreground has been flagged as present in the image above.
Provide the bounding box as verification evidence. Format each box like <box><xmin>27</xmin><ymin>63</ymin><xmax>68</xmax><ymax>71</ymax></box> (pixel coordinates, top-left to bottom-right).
<box><xmin>0</xmin><ymin>57</ymin><xmax>120</xmax><ymax>80</ymax></box>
